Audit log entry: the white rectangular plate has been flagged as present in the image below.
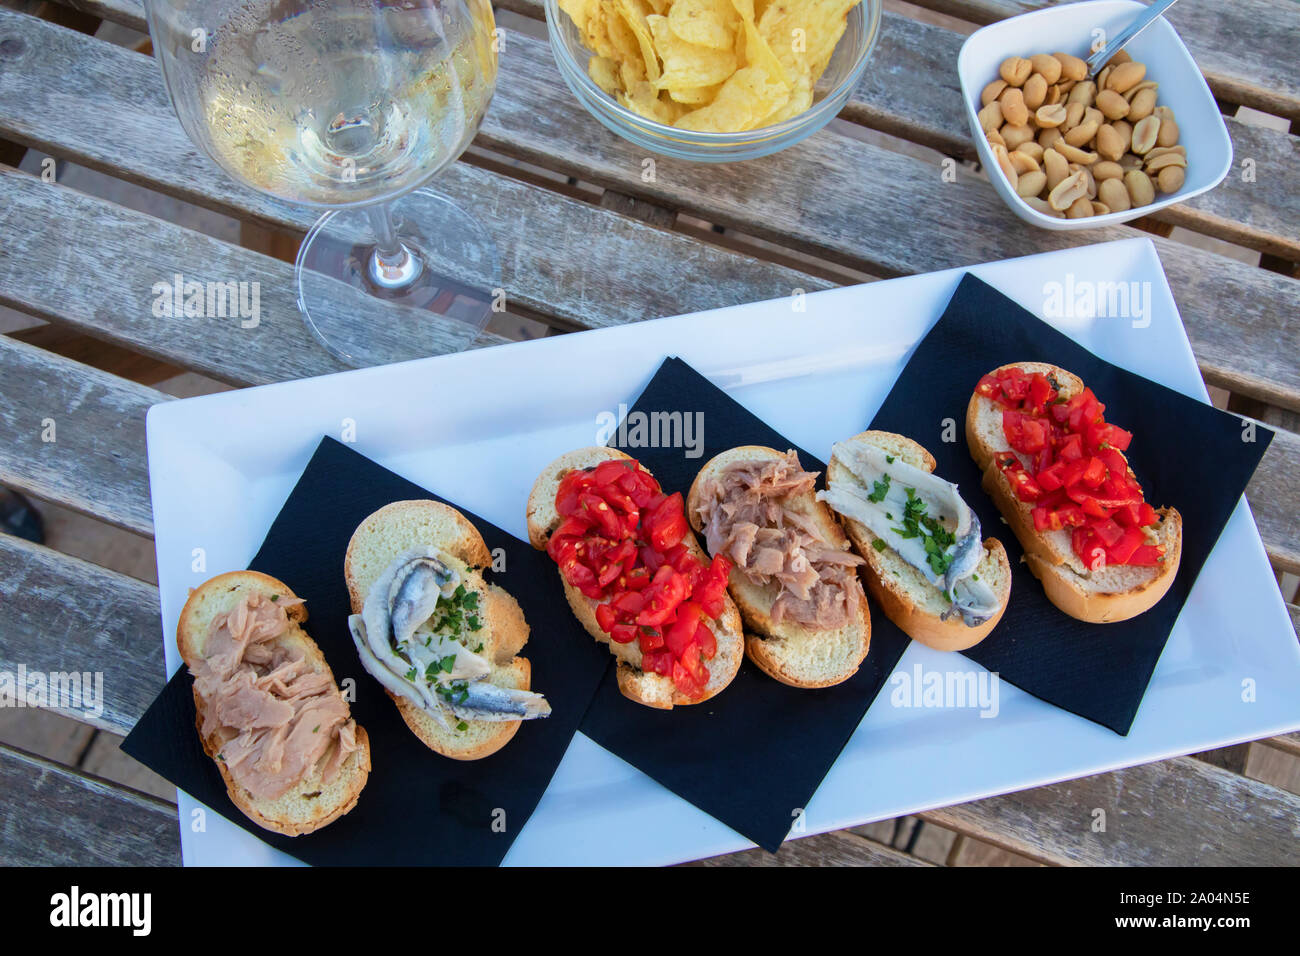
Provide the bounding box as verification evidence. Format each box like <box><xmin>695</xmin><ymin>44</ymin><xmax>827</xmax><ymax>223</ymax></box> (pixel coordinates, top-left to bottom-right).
<box><xmin>146</xmin><ymin>238</ymin><xmax>1300</xmax><ymax>866</ymax></box>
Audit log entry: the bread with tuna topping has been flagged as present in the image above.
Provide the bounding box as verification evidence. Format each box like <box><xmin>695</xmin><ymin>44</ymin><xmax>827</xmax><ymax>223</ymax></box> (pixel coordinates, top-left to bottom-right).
<box><xmin>526</xmin><ymin>446</ymin><xmax>744</xmax><ymax>709</ymax></box>
<box><xmin>344</xmin><ymin>500</ymin><xmax>536</xmax><ymax>761</ymax></box>
<box><xmin>966</xmin><ymin>362</ymin><xmax>1182</xmax><ymax>623</ymax></box>
<box><xmin>687</xmin><ymin>446</ymin><xmax>872</xmax><ymax>689</ymax></box>
<box><xmin>177</xmin><ymin>570</ymin><xmax>371</xmax><ymax>836</ymax></box>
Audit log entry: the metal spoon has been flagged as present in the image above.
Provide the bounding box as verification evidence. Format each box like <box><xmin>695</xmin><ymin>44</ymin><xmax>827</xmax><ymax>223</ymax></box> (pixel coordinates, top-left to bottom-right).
<box><xmin>1085</xmin><ymin>0</ymin><xmax>1182</xmax><ymax>78</ymax></box>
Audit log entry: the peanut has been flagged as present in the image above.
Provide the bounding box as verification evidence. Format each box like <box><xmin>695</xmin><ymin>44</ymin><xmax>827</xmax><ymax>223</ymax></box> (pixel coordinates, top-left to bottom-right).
<box><xmin>1043</xmin><ymin>147</ymin><xmax>1069</xmax><ymax>190</ymax></box>
<box><xmin>1127</xmin><ymin>87</ymin><xmax>1157</xmax><ymax>121</ymax></box>
<box><xmin>1106</xmin><ymin>61</ymin><xmax>1146</xmax><ymax>93</ymax></box>
<box><xmin>1092</xmin><ymin>160</ymin><xmax>1125</xmax><ymax>181</ymax></box>
<box><xmin>1053</xmin><ymin>52</ymin><xmax>1088</xmax><ymax>82</ymax></box>
<box><xmin>1055</xmin><ymin>141</ymin><xmax>1098</xmax><ymax>165</ymax></box>
<box><xmin>1009</xmin><ymin>150</ymin><xmax>1040</xmax><ymax>174</ymax></box>
<box><xmin>1035</xmin><ymin>104</ymin><xmax>1068</xmax><ymax>128</ymax></box>
<box><xmin>1096</xmin><ymin>89</ymin><xmax>1130</xmax><ymax>121</ymax></box>
<box><xmin>1017</xmin><ymin>169</ymin><xmax>1048</xmax><ymax>198</ymax></box>
<box><xmin>1144</xmin><ymin>152</ymin><xmax>1187</xmax><ymax>173</ymax></box>
<box><xmin>1001</xmin><ymin>123</ymin><xmax>1035</xmax><ymax>150</ymax></box>
<box><xmin>1030</xmin><ymin>53</ymin><xmax>1062</xmax><ymax>84</ymax></box>
<box><xmin>1065</xmin><ymin>118</ymin><xmax>1101</xmax><ymax>147</ymax></box>
<box><xmin>982</xmin><ymin>78</ymin><xmax>1008</xmax><ymax>106</ymax></box>
<box><xmin>1125</xmin><ymin>169</ymin><xmax>1155</xmax><ymax>206</ymax></box>
<box><xmin>1095</xmin><ymin>124</ymin><xmax>1125</xmax><ymax>162</ymax></box>
<box><xmin>1098</xmin><ymin>176</ymin><xmax>1131</xmax><ymax>212</ymax></box>
<box><xmin>978</xmin><ymin>100</ymin><xmax>1003</xmax><ymax>132</ymax></box>
<box><xmin>1048</xmin><ymin>168</ymin><xmax>1088</xmax><ymax>210</ymax></box>
<box><xmin>1156</xmin><ymin>165</ymin><xmax>1185</xmax><ymax>193</ymax></box>
<box><xmin>1156</xmin><ymin>116</ymin><xmax>1180</xmax><ymax>147</ymax></box>
<box><xmin>1131</xmin><ymin>115</ymin><xmax>1160</xmax><ymax>154</ymax></box>
<box><xmin>1000</xmin><ymin>56</ymin><xmax>1032</xmax><ymax>86</ymax></box>
<box><xmin>1016</xmin><ymin>140</ymin><xmax>1045</xmax><ymax>162</ymax></box>
<box><xmin>1000</xmin><ymin>86</ymin><xmax>1029</xmax><ymax>126</ymax></box>
<box><xmin>1066</xmin><ymin>195</ymin><xmax>1094</xmax><ymax>219</ymax></box>
<box><xmin>1023</xmin><ymin>72</ymin><xmax>1048</xmax><ymax>110</ymax></box>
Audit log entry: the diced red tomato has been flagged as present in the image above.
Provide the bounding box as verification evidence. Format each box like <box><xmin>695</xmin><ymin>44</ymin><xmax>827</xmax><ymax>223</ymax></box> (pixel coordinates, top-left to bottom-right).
<box><xmin>546</xmin><ymin>458</ymin><xmax>734</xmax><ymax>699</ymax></box>
<box><xmin>982</xmin><ymin>367</ymin><xmax>1159</xmax><ymax>568</ymax></box>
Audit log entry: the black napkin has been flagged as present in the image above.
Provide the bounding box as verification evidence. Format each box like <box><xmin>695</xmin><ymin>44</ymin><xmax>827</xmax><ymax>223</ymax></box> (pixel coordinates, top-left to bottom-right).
<box><xmin>868</xmin><ymin>273</ymin><xmax>1272</xmax><ymax>734</ymax></box>
<box><xmin>122</xmin><ymin>437</ymin><xmax>609</xmax><ymax>866</ymax></box>
<box><xmin>577</xmin><ymin>358</ymin><xmax>913</xmax><ymax>853</ymax></box>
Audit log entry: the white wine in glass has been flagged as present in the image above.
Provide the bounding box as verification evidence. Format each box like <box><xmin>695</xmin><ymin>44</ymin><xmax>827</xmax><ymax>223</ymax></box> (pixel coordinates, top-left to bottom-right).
<box><xmin>146</xmin><ymin>0</ymin><xmax>501</xmax><ymax>367</ymax></box>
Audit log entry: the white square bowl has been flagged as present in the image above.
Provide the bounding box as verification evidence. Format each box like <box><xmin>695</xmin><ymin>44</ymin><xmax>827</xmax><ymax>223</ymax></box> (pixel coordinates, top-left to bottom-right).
<box><xmin>957</xmin><ymin>0</ymin><xmax>1233</xmax><ymax>230</ymax></box>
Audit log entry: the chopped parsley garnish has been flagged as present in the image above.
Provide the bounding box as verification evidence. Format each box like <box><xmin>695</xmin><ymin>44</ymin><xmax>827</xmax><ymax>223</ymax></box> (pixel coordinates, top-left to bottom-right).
<box><xmin>872</xmin><ymin>538</ymin><xmax>888</xmax><ymax>553</ymax></box>
<box><xmin>867</xmin><ymin>473</ymin><xmax>891</xmax><ymax>503</ymax></box>
<box><xmin>890</xmin><ymin>487</ymin><xmax>956</xmax><ymax>578</ymax></box>
<box><xmin>885</xmin><ymin>455</ymin><xmax>895</xmax><ymax>464</ymax></box>
<box><xmin>456</xmin><ymin>721</ymin><xmax>468</xmax><ymax>732</ymax></box>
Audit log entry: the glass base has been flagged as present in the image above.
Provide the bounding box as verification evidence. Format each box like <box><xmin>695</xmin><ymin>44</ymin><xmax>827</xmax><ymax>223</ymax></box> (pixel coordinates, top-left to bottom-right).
<box><xmin>295</xmin><ymin>188</ymin><xmax>501</xmax><ymax>368</ymax></box>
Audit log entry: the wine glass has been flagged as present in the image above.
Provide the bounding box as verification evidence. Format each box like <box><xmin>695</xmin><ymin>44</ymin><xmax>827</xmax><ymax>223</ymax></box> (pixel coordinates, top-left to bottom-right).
<box><xmin>144</xmin><ymin>0</ymin><xmax>501</xmax><ymax>367</ymax></box>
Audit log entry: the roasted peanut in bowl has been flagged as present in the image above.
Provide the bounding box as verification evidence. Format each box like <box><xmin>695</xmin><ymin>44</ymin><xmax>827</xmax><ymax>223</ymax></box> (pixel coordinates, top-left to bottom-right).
<box><xmin>956</xmin><ymin>0</ymin><xmax>1232</xmax><ymax>231</ymax></box>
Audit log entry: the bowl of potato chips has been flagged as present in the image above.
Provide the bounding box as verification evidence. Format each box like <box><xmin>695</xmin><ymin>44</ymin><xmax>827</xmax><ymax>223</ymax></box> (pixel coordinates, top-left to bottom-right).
<box><xmin>546</xmin><ymin>0</ymin><xmax>882</xmax><ymax>161</ymax></box>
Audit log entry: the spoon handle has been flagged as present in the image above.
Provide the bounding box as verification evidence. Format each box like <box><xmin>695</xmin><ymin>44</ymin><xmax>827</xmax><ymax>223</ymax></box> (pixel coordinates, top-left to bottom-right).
<box><xmin>1086</xmin><ymin>0</ymin><xmax>1182</xmax><ymax>78</ymax></box>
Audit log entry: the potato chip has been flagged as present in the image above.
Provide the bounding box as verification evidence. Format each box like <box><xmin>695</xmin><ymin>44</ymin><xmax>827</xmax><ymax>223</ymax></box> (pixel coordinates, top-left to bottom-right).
<box><xmin>620</xmin><ymin>80</ymin><xmax>690</xmax><ymax>124</ymax></box>
<box><xmin>759</xmin><ymin>0</ymin><xmax>856</xmax><ymax>72</ymax></box>
<box><xmin>729</xmin><ymin>0</ymin><xmax>789</xmax><ymax>90</ymax></box>
<box><xmin>666</xmin><ymin>0</ymin><xmax>738</xmax><ymax>51</ymax></box>
<box><xmin>559</xmin><ymin>0</ymin><xmax>600</xmax><ymax>32</ymax></box>
<box><xmin>589</xmin><ymin>54</ymin><xmax>622</xmax><ymax>94</ymax></box>
<box><xmin>649</xmin><ymin>14</ymin><xmax>738</xmax><ymax>89</ymax></box>
<box><xmin>615</xmin><ymin>0</ymin><xmax>663</xmax><ymax>83</ymax></box>
<box><xmin>667</xmin><ymin>81</ymin><xmax>724</xmax><ymax>104</ymax></box>
<box><xmin>674</xmin><ymin>65</ymin><xmax>790</xmax><ymax>131</ymax></box>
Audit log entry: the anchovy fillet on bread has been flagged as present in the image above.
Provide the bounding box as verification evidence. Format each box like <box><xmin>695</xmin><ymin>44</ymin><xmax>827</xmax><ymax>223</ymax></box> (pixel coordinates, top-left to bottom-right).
<box><xmin>345</xmin><ymin>500</ymin><xmax>549</xmax><ymax>761</ymax></box>
<box><xmin>966</xmin><ymin>362</ymin><xmax>1182</xmax><ymax>623</ymax></box>
<box><xmin>177</xmin><ymin>570</ymin><xmax>371</xmax><ymax>836</ymax></box>
<box><xmin>526</xmin><ymin>446</ymin><xmax>744</xmax><ymax>709</ymax></box>
<box><xmin>687</xmin><ymin>446</ymin><xmax>872</xmax><ymax>689</ymax></box>
<box><xmin>821</xmin><ymin>430</ymin><xmax>1012</xmax><ymax>652</ymax></box>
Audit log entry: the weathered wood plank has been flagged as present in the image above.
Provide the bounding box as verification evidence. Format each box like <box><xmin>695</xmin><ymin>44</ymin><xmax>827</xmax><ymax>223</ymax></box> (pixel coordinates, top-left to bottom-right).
<box><xmin>921</xmin><ymin>754</ymin><xmax>1300</xmax><ymax>865</ymax></box>
<box><xmin>0</xmin><ymin>533</ymin><xmax>163</xmax><ymax>736</ymax></box>
<box><xmin>502</xmin><ymin>0</ymin><xmax>1300</xmax><ymax>260</ymax></box>
<box><xmin>0</xmin><ymin>167</ymin><xmax>511</xmax><ymax>386</ymax></box>
<box><xmin>0</xmin><ymin>742</ymin><xmax>180</xmax><ymax>865</ymax></box>
<box><xmin>906</xmin><ymin>0</ymin><xmax>1300</xmax><ymax>122</ymax></box>
<box><xmin>2</xmin><ymin>11</ymin><xmax>1296</xmax><ymax>413</ymax></box>
<box><xmin>1242</xmin><ymin>421</ymin><xmax>1300</xmax><ymax>576</ymax></box>
<box><xmin>0</xmin><ymin>11</ymin><xmax>826</xmax><ymax>347</ymax></box>
<box><xmin>0</xmin><ymin>334</ymin><xmax>158</xmax><ymax>536</ymax></box>
<box><xmin>689</xmin><ymin>829</ymin><xmax>932</xmax><ymax>866</ymax></box>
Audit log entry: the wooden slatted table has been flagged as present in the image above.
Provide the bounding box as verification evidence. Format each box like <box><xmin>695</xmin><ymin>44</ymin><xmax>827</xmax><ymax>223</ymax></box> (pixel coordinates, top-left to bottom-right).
<box><xmin>1</xmin><ymin>0</ymin><xmax>1297</xmax><ymax>866</ymax></box>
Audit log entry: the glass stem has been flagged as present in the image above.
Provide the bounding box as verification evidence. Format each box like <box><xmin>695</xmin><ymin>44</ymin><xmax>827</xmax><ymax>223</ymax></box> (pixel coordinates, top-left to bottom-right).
<box><xmin>366</xmin><ymin>203</ymin><xmax>423</xmax><ymax>290</ymax></box>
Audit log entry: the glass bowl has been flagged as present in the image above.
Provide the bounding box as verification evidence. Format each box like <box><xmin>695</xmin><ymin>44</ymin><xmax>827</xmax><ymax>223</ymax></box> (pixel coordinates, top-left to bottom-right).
<box><xmin>543</xmin><ymin>0</ymin><xmax>883</xmax><ymax>162</ymax></box>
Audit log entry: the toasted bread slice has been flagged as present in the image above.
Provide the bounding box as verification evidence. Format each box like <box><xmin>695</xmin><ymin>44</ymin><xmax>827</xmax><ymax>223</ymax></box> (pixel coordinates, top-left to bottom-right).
<box><xmin>826</xmin><ymin>430</ymin><xmax>1011</xmax><ymax>652</ymax></box>
<box><xmin>966</xmin><ymin>362</ymin><xmax>1182</xmax><ymax>623</ymax></box>
<box><xmin>686</xmin><ymin>446</ymin><xmax>872</xmax><ymax>688</ymax></box>
<box><xmin>344</xmin><ymin>500</ymin><xmax>533</xmax><ymax>760</ymax></box>
<box><xmin>526</xmin><ymin>446</ymin><xmax>744</xmax><ymax>709</ymax></box>
<box><xmin>177</xmin><ymin>570</ymin><xmax>371</xmax><ymax>836</ymax></box>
